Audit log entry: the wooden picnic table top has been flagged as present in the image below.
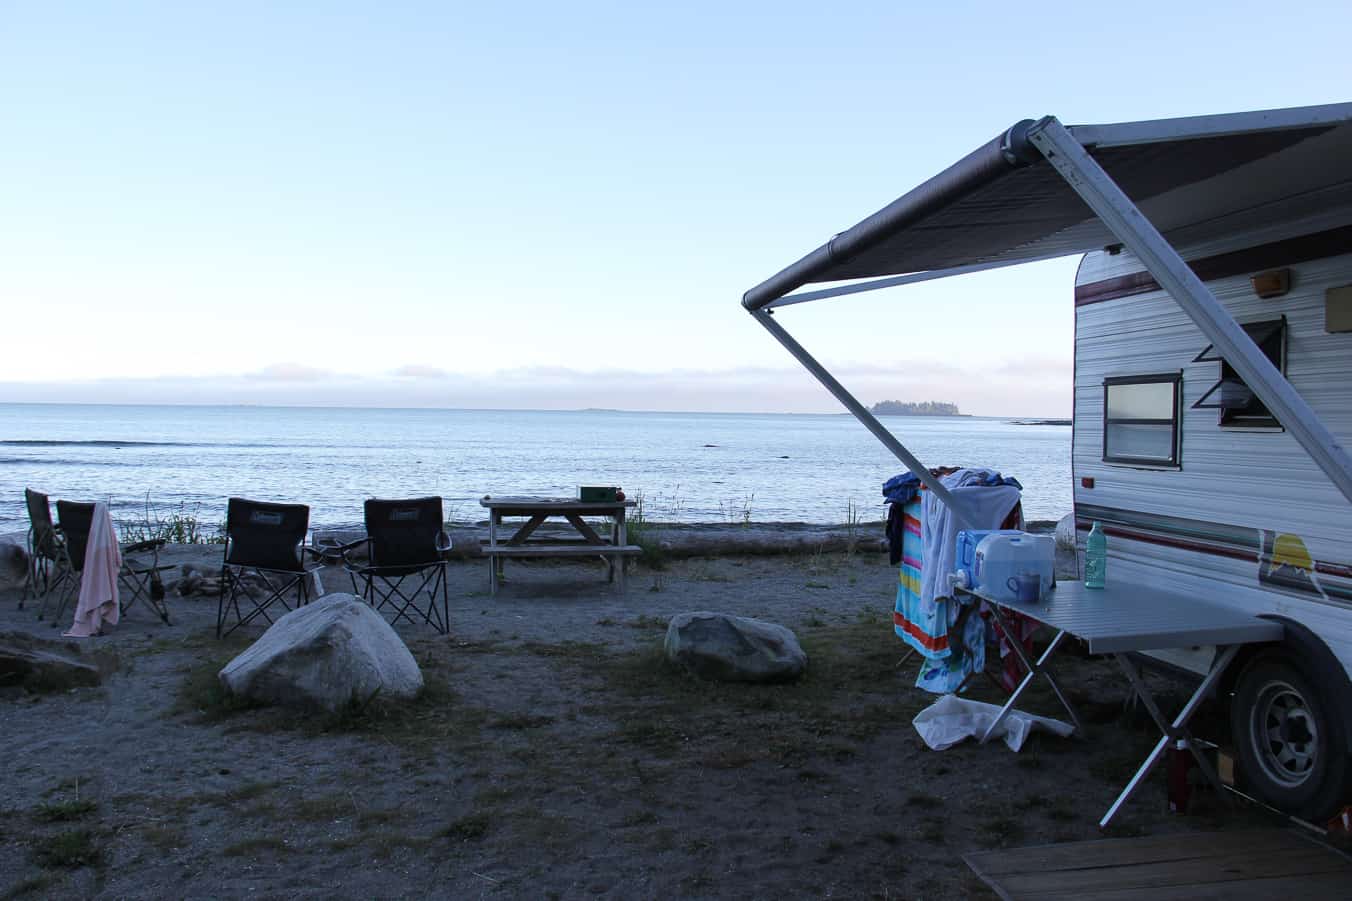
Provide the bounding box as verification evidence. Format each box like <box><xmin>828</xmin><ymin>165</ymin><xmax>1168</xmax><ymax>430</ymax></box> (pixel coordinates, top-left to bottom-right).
<box><xmin>478</xmin><ymin>495</ymin><xmax>636</xmax><ymax>512</ymax></box>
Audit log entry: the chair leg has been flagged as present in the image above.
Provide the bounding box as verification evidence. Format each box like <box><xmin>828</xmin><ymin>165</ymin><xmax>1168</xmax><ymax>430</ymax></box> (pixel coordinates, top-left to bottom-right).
<box><xmin>440</xmin><ymin>563</ymin><xmax>450</xmax><ymax>636</ymax></box>
<box><xmin>38</xmin><ymin>565</ymin><xmax>71</xmax><ymax>621</ymax></box>
<box><xmin>219</xmin><ymin>567</ymin><xmax>305</xmax><ymax>638</ymax></box>
<box><xmin>122</xmin><ymin>567</ymin><xmax>171</xmax><ymax>625</ymax></box>
<box><xmin>51</xmin><ymin>576</ymin><xmax>79</xmax><ymax>626</ymax></box>
<box><xmin>216</xmin><ymin>568</ymin><xmax>230</xmax><ymax>639</ymax></box>
<box><xmin>366</xmin><ymin>566</ymin><xmax>450</xmax><ymax>635</ymax></box>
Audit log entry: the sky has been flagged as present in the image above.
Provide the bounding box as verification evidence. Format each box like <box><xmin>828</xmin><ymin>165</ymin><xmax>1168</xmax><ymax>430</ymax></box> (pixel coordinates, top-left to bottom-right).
<box><xmin>3</xmin><ymin>1</ymin><xmax>1350</xmax><ymax>416</ymax></box>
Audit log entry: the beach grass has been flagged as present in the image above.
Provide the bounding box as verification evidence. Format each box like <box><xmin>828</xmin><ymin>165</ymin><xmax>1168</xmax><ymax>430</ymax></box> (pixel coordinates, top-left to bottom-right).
<box><xmin>32</xmin><ymin>800</ymin><xmax>98</xmax><ymax>823</ymax></box>
<box><xmin>626</xmin><ymin>491</ymin><xmax>667</xmax><ymax>570</ymax></box>
<box><xmin>119</xmin><ymin>497</ymin><xmax>225</xmax><ymax>545</ymax></box>
<box><xmin>31</xmin><ymin>829</ymin><xmax>101</xmax><ymax>869</ymax></box>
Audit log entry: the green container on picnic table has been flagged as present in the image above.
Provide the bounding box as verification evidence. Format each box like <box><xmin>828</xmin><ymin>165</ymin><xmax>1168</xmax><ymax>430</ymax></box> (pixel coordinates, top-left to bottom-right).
<box><xmin>578</xmin><ymin>486</ymin><xmax>620</xmax><ymax>502</ymax></box>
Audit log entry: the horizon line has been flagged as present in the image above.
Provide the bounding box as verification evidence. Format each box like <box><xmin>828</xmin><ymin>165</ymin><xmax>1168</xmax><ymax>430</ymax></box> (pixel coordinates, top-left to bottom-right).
<box><xmin>0</xmin><ymin>399</ymin><xmax>1062</xmax><ymax>420</ymax></box>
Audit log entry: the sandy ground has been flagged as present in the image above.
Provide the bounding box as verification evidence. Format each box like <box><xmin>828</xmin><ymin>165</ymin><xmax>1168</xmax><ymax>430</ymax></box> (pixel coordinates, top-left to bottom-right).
<box><xmin>1</xmin><ymin>540</ymin><xmax>1279</xmax><ymax>900</ymax></box>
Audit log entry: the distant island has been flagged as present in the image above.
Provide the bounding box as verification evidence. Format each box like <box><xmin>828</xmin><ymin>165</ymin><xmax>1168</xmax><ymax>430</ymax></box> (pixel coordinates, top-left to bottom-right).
<box><xmin>869</xmin><ymin>400</ymin><xmax>965</xmax><ymax>416</ymax></box>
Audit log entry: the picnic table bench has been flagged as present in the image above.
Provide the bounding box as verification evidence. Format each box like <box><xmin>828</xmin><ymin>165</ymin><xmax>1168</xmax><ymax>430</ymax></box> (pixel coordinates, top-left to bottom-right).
<box><xmin>478</xmin><ymin>496</ymin><xmax>641</xmax><ymax>595</ymax></box>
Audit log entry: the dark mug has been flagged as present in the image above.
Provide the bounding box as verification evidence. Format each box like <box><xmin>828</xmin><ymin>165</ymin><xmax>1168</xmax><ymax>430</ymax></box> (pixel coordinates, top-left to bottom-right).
<box><xmin>1006</xmin><ymin>571</ymin><xmax>1041</xmax><ymax>603</ymax></box>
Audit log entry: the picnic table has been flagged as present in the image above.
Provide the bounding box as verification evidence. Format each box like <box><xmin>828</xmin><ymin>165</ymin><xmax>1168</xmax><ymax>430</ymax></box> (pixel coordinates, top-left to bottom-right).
<box><xmin>478</xmin><ymin>496</ymin><xmax>642</xmax><ymax>596</ymax></box>
<box><xmin>956</xmin><ymin>579</ymin><xmax>1283</xmax><ymax>828</ymax></box>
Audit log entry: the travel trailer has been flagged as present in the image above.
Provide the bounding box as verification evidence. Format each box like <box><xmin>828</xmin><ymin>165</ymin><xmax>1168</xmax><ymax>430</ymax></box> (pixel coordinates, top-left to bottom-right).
<box><xmin>743</xmin><ymin>104</ymin><xmax>1352</xmax><ymax>820</ymax></box>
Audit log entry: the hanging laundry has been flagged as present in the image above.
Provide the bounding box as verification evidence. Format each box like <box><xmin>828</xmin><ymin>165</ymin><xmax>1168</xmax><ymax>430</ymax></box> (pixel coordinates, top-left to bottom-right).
<box><xmin>892</xmin><ymin>498</ymin><xmax>940</xmax><ymax>654</ymax></box>
<box><xmin>885</xmin><ymin>467</ymin><xmax>1024</xmax><ymax>695</ymax></box>
<box><xmin>920</xmin><ymin>468</ymin><xmax>1022</xmax><ymax>608</ymax></box>
<box><xmin>65</xmin><ymin>503</ymin><xmax>121</xmax><ymax>638</ymax></box>
<box><xmin>915</xmin><ymin>608</ymin><xmax>987</xmax><ymax>693</ymax></box>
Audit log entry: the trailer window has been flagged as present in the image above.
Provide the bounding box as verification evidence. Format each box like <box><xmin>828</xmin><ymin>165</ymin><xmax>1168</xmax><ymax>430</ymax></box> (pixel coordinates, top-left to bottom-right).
<box><xmin>1103</xmin><ymin>374</ymin><xmax>1181</xmax><ymax>466</ymax></box>
<box><xmin>1192</xmin><ymin>317</ymin><xmax>1286</xmax><ymax>428</ymax></box>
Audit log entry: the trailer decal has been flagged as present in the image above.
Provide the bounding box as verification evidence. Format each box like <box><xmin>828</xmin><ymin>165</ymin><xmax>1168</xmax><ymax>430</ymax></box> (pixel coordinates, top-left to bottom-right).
<box><xmin>1077</xmin><ymin>504</ymin><xmax>1352</xmax><ymax>603</ymax></box>
<box><xmin>1260</xmin><ymin>531</ymin><xmax>1330</xmax><ymax>601</ymax></box>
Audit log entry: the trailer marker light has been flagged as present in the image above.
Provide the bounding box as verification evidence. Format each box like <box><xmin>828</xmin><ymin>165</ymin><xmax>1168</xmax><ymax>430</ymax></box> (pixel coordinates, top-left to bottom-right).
<box><xmin>1250</xmin><ymin>268</ymin><xmax>1291</xmax><ymax>299</ymax></box>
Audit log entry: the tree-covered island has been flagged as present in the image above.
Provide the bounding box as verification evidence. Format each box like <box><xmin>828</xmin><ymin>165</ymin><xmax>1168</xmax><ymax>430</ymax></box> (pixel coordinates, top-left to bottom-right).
<box><xmin>869</xmin><ymin>400</ymin><xmax>963</xmax><ymax>416</ymax></box>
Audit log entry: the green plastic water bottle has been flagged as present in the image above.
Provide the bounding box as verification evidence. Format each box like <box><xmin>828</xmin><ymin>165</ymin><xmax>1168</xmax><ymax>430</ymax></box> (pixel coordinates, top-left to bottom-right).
<box><xmin>1085</xmin><ymin>521</ymin><xmax>1107</xmax><ymax>589</ymax></box>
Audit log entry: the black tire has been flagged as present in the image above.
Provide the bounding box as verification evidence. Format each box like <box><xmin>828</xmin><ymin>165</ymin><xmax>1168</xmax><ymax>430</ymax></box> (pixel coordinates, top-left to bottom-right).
<box><xmin>1231</xmin><ymin>653</ymin><xmax>1351</xmax><ymax>821</ymax></box>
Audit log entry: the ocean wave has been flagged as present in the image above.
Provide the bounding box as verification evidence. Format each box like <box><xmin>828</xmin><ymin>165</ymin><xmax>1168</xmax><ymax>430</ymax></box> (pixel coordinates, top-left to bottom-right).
<box><xmin>0</xmin><ymin>440</ymin><xmax>281</xmax><ymax>448</ymax></box>
<box><xmin>0</xmin><ymin>457</ymin><xmax>134</xmax><ymax>466</ymax></box>
<box><xmin>0</xmin><ymin>439</ymin><xmax>196</xmax><ymax>447</ymax></box>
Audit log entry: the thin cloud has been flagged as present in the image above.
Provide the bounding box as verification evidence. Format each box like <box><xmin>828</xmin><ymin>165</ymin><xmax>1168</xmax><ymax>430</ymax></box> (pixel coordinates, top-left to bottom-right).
<box><xmin>0</xmin><ymin>360</ymin><xmax>1071</xmax><ymax>417</ymax></box>
<box><xmin>391</xmin><ymin>364</ymin><xmax>450</xmax><ymax>379</ymax></box>
<box><xmin>247</xmin><ymin>363</ymin><xmax>334</xmax><ymax>383</ymax></box>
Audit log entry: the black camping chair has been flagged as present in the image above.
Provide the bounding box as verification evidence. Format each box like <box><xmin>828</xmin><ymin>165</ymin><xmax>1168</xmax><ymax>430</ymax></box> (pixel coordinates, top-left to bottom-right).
<box><xmin>23</xmin><ymin>488</ymin><xmax>72</xmax><ymax>609</ymax></box>
<box><xmin>218</xmin><ymin>498</ymin><xmax>321</xmax><ymax>638</ymax></box>
<box><xmin>46</xmin><ymin>501</ymin><xmax>173</xmax><ymax>625</ymax></box>
<box><xmin>343</xmin><ymin>497</ymin><xmax>451</xmax><ymax>634</ymax></box>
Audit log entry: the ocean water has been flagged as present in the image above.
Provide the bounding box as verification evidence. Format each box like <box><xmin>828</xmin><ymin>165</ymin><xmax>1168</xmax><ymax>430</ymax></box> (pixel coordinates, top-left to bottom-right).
<box><xmin>0</xmin><ymin>404</ymin><xmax>1072</xmax><ymax>532</ymax></box>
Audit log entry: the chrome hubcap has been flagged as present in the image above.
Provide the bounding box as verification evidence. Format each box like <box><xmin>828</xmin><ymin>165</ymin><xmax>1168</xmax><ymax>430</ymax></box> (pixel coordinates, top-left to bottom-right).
<box><xmin>1251</xmin><ymin>680</ymin><xmax>1318</xmax><ymax>788</ymax></box>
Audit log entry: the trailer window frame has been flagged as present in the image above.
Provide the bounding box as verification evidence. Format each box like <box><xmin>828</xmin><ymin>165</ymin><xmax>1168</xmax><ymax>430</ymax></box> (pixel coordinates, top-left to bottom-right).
<box><xmin>1102</xmin><ymin>373</ymin><xmax>1182</xmax><ymax>467</ymax></box>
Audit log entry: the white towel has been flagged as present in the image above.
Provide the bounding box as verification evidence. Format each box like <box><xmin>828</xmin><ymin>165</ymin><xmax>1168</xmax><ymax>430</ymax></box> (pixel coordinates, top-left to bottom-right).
<box><xmin>919</xmin><ymin>469</ymin><xmax>1022</xmax><ymax>607</ymax></box>
<box><xmin>913</xmin><ymin>694</ymin><xmax>1074</xmax><ymax>752</ymax></box>
<box><xmin>65</xmin><ymin>503</ymin><xmax>122</xmax><ymax>637</ymax></box>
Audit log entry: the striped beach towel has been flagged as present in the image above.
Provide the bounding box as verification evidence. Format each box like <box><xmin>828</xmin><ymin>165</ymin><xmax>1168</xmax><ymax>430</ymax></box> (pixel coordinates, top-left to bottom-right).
<box><xmin>893</xmin><ymin>499</ymin><xmax>949</xmax><ymax>656</ymax></box>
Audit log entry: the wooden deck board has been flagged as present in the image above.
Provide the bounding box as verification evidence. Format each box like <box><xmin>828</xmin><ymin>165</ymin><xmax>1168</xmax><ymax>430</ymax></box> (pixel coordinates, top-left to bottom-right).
<box><xmin>1030</xmin><ymin>871</ymin><xmax>1352</xmax><ymax>901</ymax></box>
<box><xmin>968</xmin><ymin>828</ymin><xmax>1308</xmax><ymax>876</ymax></box>
<box><xmin>965</xmin><ymin>830</ymin><xmax>1352</xmax><ymax>900</ymax></box>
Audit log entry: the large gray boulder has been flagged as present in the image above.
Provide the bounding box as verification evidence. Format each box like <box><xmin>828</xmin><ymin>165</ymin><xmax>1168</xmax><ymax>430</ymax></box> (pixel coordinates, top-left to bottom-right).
<box><xmin>664</xmin><ymin>612</ymin><xmax>807</xmax><ymax>683</ymax></box>
<box><xmin>219</xmin><ymin>594</ymin><xmax>423</xmax><ymax>712</ymax></box>
<box><xmin>0</xmin><ymin>535</ymin><xmax>28</xmax><ymax>590</ymax></box>
<box><xmin>0</xmin><ymin>632</ymin><xmax>103</xmax><ymax>693</ymax></box>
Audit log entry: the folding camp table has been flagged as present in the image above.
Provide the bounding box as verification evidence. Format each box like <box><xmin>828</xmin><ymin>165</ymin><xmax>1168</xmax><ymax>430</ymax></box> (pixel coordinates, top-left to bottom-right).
<box><xmin>957</xmin><ymin>580</ymin><xmax>1283</xmax><ymax>828</ymax></box>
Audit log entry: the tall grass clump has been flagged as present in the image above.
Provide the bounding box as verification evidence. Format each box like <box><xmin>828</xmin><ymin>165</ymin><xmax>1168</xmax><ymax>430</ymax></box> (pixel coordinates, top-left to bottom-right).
<box><xmin>119</xmin><ymin>496</ymin><xmax>225</xmax><ymax>545</ymax></box>
<box><xmin>627</xmin><ymin>491</ymin><xmax>667</xmax><ymax>570</ymax></box>
<box><xmin>844</xmin><ymin>497</ymin><xmax>861</xmax><ymax>557</ymax></box>
<box><xmin>718</xmin><ymin>493</ymin><xmax>755</xmax><ymax>526</ymax></box>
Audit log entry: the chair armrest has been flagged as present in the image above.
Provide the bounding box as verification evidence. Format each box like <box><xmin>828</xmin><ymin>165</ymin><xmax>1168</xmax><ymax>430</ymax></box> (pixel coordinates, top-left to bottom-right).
<box><xmin>307</xmin><ymin>537</ymin><xmax>367</xmax><ymax>565</ymax></box>
<box><xmin>340</xmin><ymin>538</ymin><xmax>372</xmax><ymax>566</ymax></box>
<box><xmin>436</xmin><ymin>531</ymin><xmax>453</xmax><ymax>554</ymax></box>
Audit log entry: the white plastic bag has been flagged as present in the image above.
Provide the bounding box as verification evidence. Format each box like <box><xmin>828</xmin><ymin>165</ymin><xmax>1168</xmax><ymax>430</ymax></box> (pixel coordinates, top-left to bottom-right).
<box><xmin>912</xmin><ymin>693</ymin><xmax>1073</xmax><ymax>752</ymax></box>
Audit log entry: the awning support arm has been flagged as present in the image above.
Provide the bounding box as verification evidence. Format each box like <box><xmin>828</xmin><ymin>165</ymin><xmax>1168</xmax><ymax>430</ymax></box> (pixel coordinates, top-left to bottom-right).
<box><xmin>1028</xmin><ymin>118</ymin><xmax>1352</xmax><ymax>506</ymax></box>
<box><xmin>749</xmin><ymin>308</ymin><xmax>976</xmax><ymax>527</ymax></box>
<box><xmin>766</xmin><ymin>253</ymin><xmax>1067</xmax><ymax>310</ymax></box>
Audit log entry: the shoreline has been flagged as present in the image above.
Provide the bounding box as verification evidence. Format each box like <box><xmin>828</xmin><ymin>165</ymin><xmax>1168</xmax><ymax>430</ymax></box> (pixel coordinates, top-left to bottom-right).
<box><xmin>1</xmin><ymin>518</ymin><xmax>1068</xmax><ymax>554</ymax></box>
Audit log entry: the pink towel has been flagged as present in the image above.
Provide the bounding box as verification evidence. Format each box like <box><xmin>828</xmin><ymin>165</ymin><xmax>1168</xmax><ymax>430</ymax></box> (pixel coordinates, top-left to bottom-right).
<box><xmin>65</xmin><ymin>503</ymin><xmax>122</xmax><ymax>637</ymax></box>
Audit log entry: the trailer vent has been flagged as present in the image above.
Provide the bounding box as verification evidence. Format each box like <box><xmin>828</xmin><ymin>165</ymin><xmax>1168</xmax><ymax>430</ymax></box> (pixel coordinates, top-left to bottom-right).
<box><xmin>1192</xmin><ymin>317</ymin><xmax>1287</xmax><ymax>428</ymax></box>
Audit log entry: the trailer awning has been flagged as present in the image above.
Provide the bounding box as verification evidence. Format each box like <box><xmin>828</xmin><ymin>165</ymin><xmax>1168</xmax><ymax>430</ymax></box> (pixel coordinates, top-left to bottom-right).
<box><xmin>744</xmin><ymin>103</ymin><xmax>1352</xmax><ymax>311</ymax></box>
<box><xmin>742</xmin><ymin>102</ymin><xmax>1352</xmax><ymax>517</ymax></box>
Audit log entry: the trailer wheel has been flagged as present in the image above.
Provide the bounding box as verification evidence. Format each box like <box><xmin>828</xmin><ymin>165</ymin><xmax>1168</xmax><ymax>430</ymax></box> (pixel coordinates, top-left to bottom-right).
<box><xmin>1231</xmin><ymin>654</ymin><xmax>1350</xmax><ymax>821</ymax></box>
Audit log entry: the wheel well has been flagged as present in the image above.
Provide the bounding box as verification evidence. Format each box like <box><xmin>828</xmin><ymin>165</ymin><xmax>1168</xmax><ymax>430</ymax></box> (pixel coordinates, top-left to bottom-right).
<box><xmin>1217</xmin><ymin>616</ymin><xmax>1352</xmax><ymax>745</ymax></box>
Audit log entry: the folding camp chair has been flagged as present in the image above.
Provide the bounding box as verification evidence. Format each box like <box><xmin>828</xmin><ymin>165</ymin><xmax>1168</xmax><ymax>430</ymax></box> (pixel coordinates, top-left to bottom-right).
<box><xmin>24</xmin><ymin>488</ymin><xmax>72</xmax><ymax>609</ymax></box>
<box><xmin>343</xmin><ymin>497</ymin><xmax>451</xmax><ymax>634</ymax></box>
<box><xmin>45</xmin><ymin>501</ymin><xmax>173</xmax><ymax>625</ymax></box>
<box><xmin>218</xmin><ymin>498</ymin><xmax>321</xmax><ymax>638</ymax></box>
